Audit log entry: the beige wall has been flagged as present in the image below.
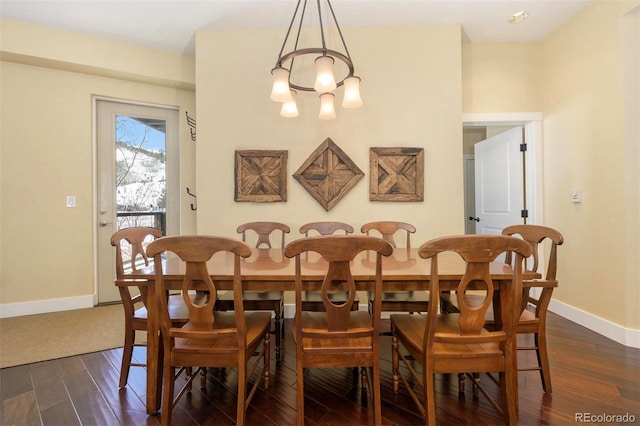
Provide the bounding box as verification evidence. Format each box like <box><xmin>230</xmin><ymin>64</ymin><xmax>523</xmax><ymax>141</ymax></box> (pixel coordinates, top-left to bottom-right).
<box><xmin>0</xmin><ymin>20</ymin><xmax>196</xmax><ymax>307</ymax></box>
<box><xmin>462</xmin><ymin>42</ymin><xmax>542</xmax><ymax>113</ymax></box>
<box><xmin>541</xmin><ymin>1</ymin><xmax>639</xmax><ymax>330</ymax></box>
<box><xmin>194</xmin><ymin>25</ymin><xmax>464</xmax><ymax>246</ymax></box>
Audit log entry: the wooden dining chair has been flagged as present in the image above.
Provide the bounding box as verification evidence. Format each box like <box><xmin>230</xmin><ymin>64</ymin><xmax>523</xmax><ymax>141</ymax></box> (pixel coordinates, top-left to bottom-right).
<box><xmin>298</xmin><ymin>221</ymin><xmax>359</xmax><ymax>312</ymax></box>
<box><xmin>360</xmin><ymin>221</ymin><xmax>430</xmax><ymax>315</ymax></box>
<box><xmin>216</xmin><ymin>221</ymin><xmax>289</xmax><ymax>360</ymax></box>
<box><xmin>299</xmin><ymin>221</ymin><xmax>354</xmax><ymax>237</ymax></box>
<box><xmin>284</xmin><ymin>235</ymin><xmax>393</xmax><ymax>425</ymax></box>
<box><xmin>390</xmin><ymin>235</ymin><xmax>531</xmax><ymax>425</ymax></box>
<box><xmin>500</xmin><ymin>224</ymin><xmax>564</xmax><ymax>393</ymax></box>
<box><xmin>449</xmin><ymin>225</ymin><xmax>564</xmax><ymax>395</ymax></box>
<box><xmin>146</xmin><ymin>235</ymin><xmax>271</xmax><ymax>426</ymax></box>
<box><xmin>111</xmin><ymin>227</ymin><xmax>194</xmax><ymax>389</ymax></box>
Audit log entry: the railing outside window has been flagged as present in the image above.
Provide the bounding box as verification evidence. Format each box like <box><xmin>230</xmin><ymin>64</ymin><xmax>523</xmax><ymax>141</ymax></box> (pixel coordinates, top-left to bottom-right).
<box><xmin>117</xmin><ymin>211</ymin><xmax>166</xmax><ymax>235</ymax></box>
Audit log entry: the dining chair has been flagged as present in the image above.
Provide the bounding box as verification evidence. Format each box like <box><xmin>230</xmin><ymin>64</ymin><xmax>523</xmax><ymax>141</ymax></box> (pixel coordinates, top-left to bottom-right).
<box><xmin>360</xmin><ymin>221</ymin><xmax>430</xmax><ymax>315</ymax></box>
<box><xmin>500</xmin><ymin>224</ymin><xmax>564</xmax><ymax>393</ymax></box>
<box><xmin>299</xmin><ymin>221</ymin><xmax>354</xmax><ymax>237</ymax></box>
<box><xmin>298</xmin><ymin>221</ymin><xmax>359</xmax><ymax>312</ymax></box>
<box><xmin>390</xmin><ymin>235</ymin><xmax>531</xmax><ymax>425</ymax></box>
<box><xmin>111</xmin><ymin>226</ymin><xmax>195</xmax><ymax>389</ymax></box>
<box><xmin>448</xmin><ymin>224</ymin><xmax>564</xmax><ymax>395</ymax></box>
<box><xmin>284</xmin><ymin>235</ymin><xmax>393</xmax><ymax>425</ymax></box>
<box><xmin>216</xmin><ymin>221</ymin><xmax>289</xmax><ymax>360</ymax></box>
<box><xmin>146</xmin><ymin>235</ymin><xmax>271</xmax><ymax>426</ymax></box>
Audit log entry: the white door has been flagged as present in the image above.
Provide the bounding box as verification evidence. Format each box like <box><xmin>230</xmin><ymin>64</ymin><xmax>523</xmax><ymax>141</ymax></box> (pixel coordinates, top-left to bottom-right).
<box><xmin>473</xmin><ymin>126</ymin><xmax>525</xmax><ymax>235</ymax></box>
<box><xmin>96</xmin><ymin>100</ymin><xmax>180</xmax><ymax>303</ymax></box>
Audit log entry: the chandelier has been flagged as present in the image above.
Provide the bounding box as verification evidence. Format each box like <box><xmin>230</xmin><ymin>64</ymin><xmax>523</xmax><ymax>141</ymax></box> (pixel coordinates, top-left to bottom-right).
<box><xmin>270</xmin><ymin>0</ymin><xmax>362</xmax><ymax>120</ymax></box>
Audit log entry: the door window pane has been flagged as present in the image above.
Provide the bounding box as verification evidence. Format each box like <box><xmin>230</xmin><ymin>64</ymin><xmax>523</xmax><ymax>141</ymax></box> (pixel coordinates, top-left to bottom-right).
<box><xmin>115</xmin><ymin>115</ymin><xmax>167</xmax><ymax>233</ymax></box>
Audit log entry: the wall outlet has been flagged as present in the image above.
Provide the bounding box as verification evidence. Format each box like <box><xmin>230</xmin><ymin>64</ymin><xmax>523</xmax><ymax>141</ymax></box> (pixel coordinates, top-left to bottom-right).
<box><xmin>66</xmin><ymin>195</ymin><xmax>76</xmax><ymax>208</ymax></box>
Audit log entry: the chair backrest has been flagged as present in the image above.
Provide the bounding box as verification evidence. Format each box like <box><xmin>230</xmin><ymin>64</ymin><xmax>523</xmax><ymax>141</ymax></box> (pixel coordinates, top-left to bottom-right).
<box><xmin>501</xmin><ymin>224</ymin><xmax>564</xmax><ymax>281</ymax></box>
<box><xmin>361</xmin><ymin>221</ymin><xmax>416</xmax><ymax>248</ymax></box>
<box><xmin>111</xmin><ymin>226</ymin><xmax>163</xmax><ymax>279</ymax></box>
<box><xmin>237</xmin><ymin>221</ymin><xmax>290</xmax><ymax>249</ymax></box>
<box><xmin>146</xmin><ymin>235</ymin><xmax>252</xmax><ymax>341</ymax></box>
<box><xmin>284</xmin><ymin>235</ymin><xmax>393</xmax><ymax>332</ymax></box>
<box><xmin>299</xmin><ymin>221</ymin><xmax>354</xmax><ymax>237</ymax></box>
<box><xmin>419</xmin><ymin>235</ymin><xmax>532</xmax><ymax>349</ymax></box>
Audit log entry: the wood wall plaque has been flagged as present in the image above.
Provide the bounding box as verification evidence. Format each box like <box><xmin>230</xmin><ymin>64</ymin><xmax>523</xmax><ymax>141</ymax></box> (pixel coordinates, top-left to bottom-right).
<box><xmin>369</xmin><ymin>147</ymin><xmax>424</xmax><ymax>201</ymax></box>
<box><xmin>293</xmin><ymin>138</ymin><xmax>364</xmax><ymax>211</ymax></box>
<box><xmin>235</xmin><ymin>150</ymin><xmax>288</xmax><ymax>202</ymax></box>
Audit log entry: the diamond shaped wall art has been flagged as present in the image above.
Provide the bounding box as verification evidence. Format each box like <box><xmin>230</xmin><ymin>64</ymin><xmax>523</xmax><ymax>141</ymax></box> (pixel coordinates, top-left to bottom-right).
<box><xmin>293</xmin><ymin>138</ymin><xmax>364</xmax><ymax>211</ymax></box>
<box><xmin>235</xmin><ymin>150</ymin><xmax>288</xmax><ymax>202</ymax></box>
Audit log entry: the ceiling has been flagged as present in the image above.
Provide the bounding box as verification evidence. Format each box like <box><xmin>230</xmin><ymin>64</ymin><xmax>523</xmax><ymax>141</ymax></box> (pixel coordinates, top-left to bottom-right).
<box><xmin>1</xmin><ymin>0</ymin><xmax>589</xmax><ymax>56</ymax></box>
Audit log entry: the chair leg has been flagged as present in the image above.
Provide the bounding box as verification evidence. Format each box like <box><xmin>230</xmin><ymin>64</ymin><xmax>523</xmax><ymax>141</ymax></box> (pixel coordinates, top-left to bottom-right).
<box><xmin>535</xmin><ymin>331</ymin><xmax>552</xmax><ymax>394</ymax></box>
<box><xmin>200</xmin><ymin>367</ymin><xmax>207</xmax><ymax>388</ymax></box>
<box><xmin>264</xmin><ymin>333</ymin><xmax>271</xmax><ymax>389</ymax></box>
<box><xmin>119</xmin><ymin>328</ymin><xmax>135</xmax><ymax>388</ymax></box>
<box><xmin>274</xmin><ymin>308</ymin><xmax>282</xmax><ymax>362</ymax></box>
<box><xmin>161</xmin><ymin>364</ymin><xmax>175</xmax><ymax>426</ymax></box>
<box><xmin>457</xmin><ymin>373</ymin><xmax>465</xmax><ymax>393</ymax></box>
<box><xmin>372</xmin><ymin>362</ymin><xmax>382</xmax><ymax>424</ymax></box>
<box><xmin>238</xmin><ymin>359</ymin><xmax>248</xmax><ymax>425</ymax></box>
<box><xmin>425</xmin><ymin>367</ymin><xmax>436</xmax><ymax>426</ymax></box>
<box><xmin>501</xmin><ymin>368</ymin><xmax>518</xmax><ymax>425</ymax></box>
<box><xmin>391</xmin><ymin>335</ymin><xmax>399</xmax><ymax>393</ymax></box>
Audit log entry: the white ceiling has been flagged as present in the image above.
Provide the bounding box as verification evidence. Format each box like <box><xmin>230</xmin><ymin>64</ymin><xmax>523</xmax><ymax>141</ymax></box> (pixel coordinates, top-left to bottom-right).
<box><xmin>0</xmin><ymin>0</ymin><xmax>589</xmax><ymax>56</ymax></box>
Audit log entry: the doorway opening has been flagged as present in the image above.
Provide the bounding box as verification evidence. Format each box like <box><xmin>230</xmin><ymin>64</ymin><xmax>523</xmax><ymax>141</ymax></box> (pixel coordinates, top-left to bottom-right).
<box><xmin>462</xmin><ymin>113</ymin><xmax>543</xmax><ymax>235</ymax></box>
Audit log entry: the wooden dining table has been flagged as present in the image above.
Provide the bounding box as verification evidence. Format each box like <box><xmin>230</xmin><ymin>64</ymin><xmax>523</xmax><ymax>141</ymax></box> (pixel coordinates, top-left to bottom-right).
<box><xmin>119</xmin><ymin>246</ymin><xmax>544</xmax><ymax>414</ymax></box>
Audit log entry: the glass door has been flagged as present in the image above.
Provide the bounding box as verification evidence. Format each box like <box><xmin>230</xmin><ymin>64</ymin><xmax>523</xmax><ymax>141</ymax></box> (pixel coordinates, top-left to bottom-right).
<box><xmin>96</xmin><ymin>100</ymin><xmax>179</xmax><ymax>303</ymax></box>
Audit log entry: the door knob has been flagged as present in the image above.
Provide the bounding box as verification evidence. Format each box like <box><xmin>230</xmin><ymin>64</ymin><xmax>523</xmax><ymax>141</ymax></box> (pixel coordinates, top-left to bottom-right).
<box><xmin>468</xmin><ymin>217</ymin><xmax>480</xmax><ymax>222</ymax></box>
<box><xmin>99</xmin><ymin>221</ymin><xmax>112</xmax><ymax>227</ymax></box>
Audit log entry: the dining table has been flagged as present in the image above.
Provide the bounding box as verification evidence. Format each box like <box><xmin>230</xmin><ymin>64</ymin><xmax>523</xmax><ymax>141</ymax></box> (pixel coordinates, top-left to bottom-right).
<box><xmin>119</xmin><ymin>246</ymin><xmax>544</xmax><ymax>414</ymax></box>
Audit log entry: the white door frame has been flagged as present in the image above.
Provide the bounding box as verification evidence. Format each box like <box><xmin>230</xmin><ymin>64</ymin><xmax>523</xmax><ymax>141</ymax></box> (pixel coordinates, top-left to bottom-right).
<box><xmin>463</xmin><ymin>113</ymin><xmax>543</xmax><ymax>227</ymax></box>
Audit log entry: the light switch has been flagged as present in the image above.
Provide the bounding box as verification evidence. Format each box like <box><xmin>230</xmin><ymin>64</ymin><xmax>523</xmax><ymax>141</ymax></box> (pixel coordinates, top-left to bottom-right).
<box><xmin>66</xmin><ymin>195</ymin><xmax>76</xmax><ymax>208</ymax></box>
<box><xmin>570</xmin><ymin>190</ymin><xmax>582</xmax><ymax>203</ymax></box>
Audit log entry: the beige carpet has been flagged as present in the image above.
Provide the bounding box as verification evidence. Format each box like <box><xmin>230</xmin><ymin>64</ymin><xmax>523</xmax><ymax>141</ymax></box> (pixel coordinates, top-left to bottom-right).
<box><xmin>0</xmin><ymin>304</ymin><xmax>125</xmax><ymax>369</ymax></box>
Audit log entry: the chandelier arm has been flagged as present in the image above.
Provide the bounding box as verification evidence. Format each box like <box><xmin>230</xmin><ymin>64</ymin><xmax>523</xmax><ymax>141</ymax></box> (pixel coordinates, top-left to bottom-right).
<box><xmin>326</xmin><ymin>0</ymin><xmax>352</xmax><ymax>61</ymax></box>
<box><xmin>275</xmin><ymin>0</ymin><xmax>304</xmax><ymax>67</ymax></box>
<box><xmin>317</xmin><ymin>0</ymin><xmax>327</xmax><ymax>52</ymax></box>
<box><xmin>290</xmin><ymin>0</ymin><xmax>309</xmax><ymax>72</ymax></box>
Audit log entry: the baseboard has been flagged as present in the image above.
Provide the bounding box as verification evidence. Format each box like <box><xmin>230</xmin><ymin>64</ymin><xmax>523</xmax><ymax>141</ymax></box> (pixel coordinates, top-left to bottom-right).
<box><xmin>549</xmin><ymin>299</ymin><xmax>640</xmax><ymax>348</ymax></box>
<box><xmin>0</xmin><ymin>295</ymin><xmax>94</xmax><ymax>318</ymax></box>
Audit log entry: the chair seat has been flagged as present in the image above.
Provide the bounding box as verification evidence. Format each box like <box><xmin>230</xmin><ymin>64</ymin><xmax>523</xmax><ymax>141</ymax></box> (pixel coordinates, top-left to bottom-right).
<box><xmin>171</xmin><ymin>311</ymin><xmax>272</xmax><ymax>354</ymax></box>
<box><xmin>301</xmin><ymin>291</ymin><xmax>359</xmax><ymax>311</ymax></box>
<box><xmin>390</xmin><ymin>313</ymin><xmax>504</xmax><ymax>359</ymax></box>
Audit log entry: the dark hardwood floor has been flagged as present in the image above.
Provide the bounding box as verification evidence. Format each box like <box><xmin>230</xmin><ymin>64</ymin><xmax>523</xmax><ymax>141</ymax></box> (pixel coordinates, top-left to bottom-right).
<box><xmin>2</xmin><ymin>312</ymin><xmax>639</xmax><ymax>425</ymax></box>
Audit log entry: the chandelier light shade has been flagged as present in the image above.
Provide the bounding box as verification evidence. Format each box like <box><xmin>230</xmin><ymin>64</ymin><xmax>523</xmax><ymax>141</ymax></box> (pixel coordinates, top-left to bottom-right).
<box><xmin>280</xmin><ymin>90</ymin><xmax>300</xmax><ymax>117</ymax></box>
<box><xmin>342</xmin><ymin>76</ymin><xmax>362</xmax><ymax>108</ymax></box>
<box><xmin>318</xmin><ymin>93</ymin><xmax>336</xmax><ymax>120</ymax></box>
<box><xmin>270</xmin><ymin>67</ymin><xmax>293</xmax><ymax>102</ymax></box>
<box><xmin>270</xmin><ymin>0</ymin><xmax>362</xmax><ymax>119</ymax></box>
